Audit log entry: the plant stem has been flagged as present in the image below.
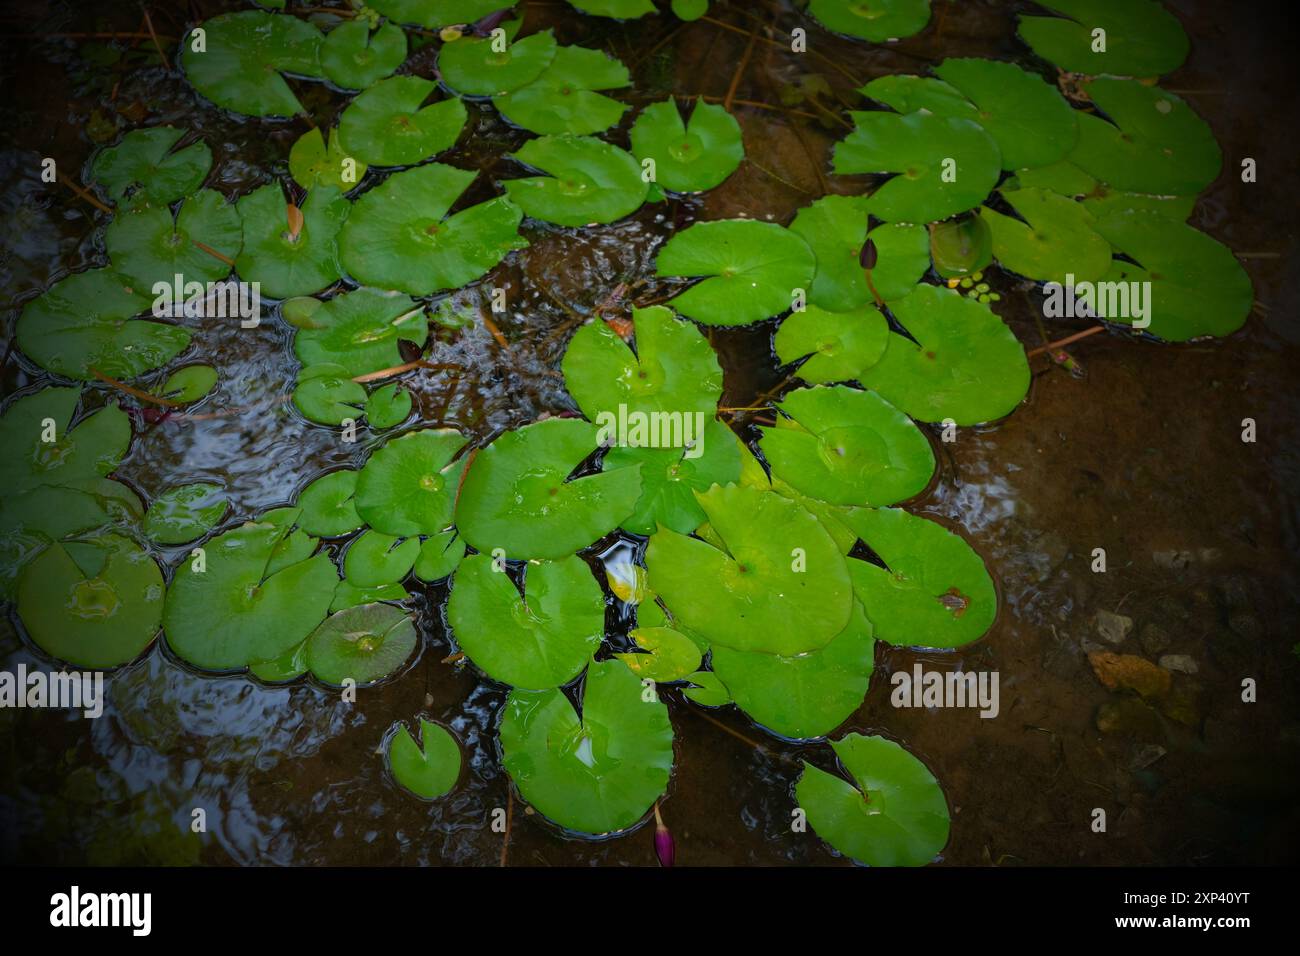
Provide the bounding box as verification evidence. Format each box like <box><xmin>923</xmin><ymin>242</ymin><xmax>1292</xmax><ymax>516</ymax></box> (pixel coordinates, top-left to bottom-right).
<box><xmin>1026</xmin><ymin>324</ymin><xmax>1106</xmax><ymax>357</ymax></box>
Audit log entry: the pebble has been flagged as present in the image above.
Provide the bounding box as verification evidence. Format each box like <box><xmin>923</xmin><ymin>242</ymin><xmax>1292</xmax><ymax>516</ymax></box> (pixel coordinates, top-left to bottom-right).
<box><xmin>1095</xmin><ymin>609</ymin><xmax>1134</xmax><ymax>645</ymax></box>
<box><xmin>1158</xmin><ymin>654</ymin><xmax>1198</xmax><ymax>675</ymax></box>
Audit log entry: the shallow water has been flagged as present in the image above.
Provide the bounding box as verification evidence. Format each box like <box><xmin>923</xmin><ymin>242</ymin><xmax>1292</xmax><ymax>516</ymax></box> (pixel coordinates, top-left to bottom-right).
<box><xmin>2</xmin><ymin>0</ymin><xmax>1299</xmax><ymax>866</ymax></box>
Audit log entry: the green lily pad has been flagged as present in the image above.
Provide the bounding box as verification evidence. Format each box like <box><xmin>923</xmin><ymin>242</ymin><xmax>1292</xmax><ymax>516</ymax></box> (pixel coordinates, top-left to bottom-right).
<box><xmin>105</xmin><ymin>188</ymin><xmax>242</xmax><ymax>288</ymax></box>
<box><xmin>413</xmin><ymin>529</ymin><xmax>465</xmax><ymax>582</ymax></box>
<box><xmin>656</xmin><ymin>219</ymin><xmax>816</xmax><ymax>326</ymax></box>
<box><xmin>505</xmin><ymin>135</ymin><xmax>647</xmax><ymax>226</ymax></box>
<box><xmin>841</xmin><ymin>506</ymin><xmax>997</xmax><ymax>648</ymax></box>
<box><xmin>683</xmin><ymin>669</ymin><xmax>731</xmax><ymax>706</ymax></box>
<box><xmin>331</xmin><ymin>579</ymin><xmax>409</xmax><ymax>612</ymax></box>
<box><xmin>0</xmin><ymin>388</ymin><xmax>131</xmax><ymax>497</ymax></box>
<box><xmin>796</xmin><ymin>733</ymin><xmax>950</xmax><ymax>866</ymax></box>
<box><xmin>293</xmin><ymin>363</ymin><xmax>367</xmax><ymax>425</ymax></box>
<box><xmin>343</xmin><ymin>530</ymin><xmax>420</xmax><ymax>587</ymax></box>
<box><xmin>1068</xmin><ymin>78</ymin><xmax>1220</xmax><ymax>196</ymax></box>
<box><xmin>448</xmin><ymin>552</ymin><xmax>604</xmax><ymax>689</ymax></box>
<box><xmin>293</xmin><ymin>287</ymin><xmax>425</xmax><ymax>377</ymax></box>
<box><xmin>289</xmin><ymin>127</ymin><xmax>368</xmax><ymax>192</ymax></box>
<box><xmin>320</xmin><ymin>19</ymin><xmax>407</xmax><ymax>90</ymax></box>
<box><xmin>712</xmin><ymin>597</ymin><xmax>874</xmax><ymax>740</ymax></box>
<box><xmin>236</xmin><ymin>184</ymin><xmax>349</xmax><ymax>299</ymax></box>
<box><xmin>809</xmin><ymin>0</ymin><xmax>931</xmax><ymax>41</ymax></box>
<box><xmin>0</xmin><ymin>479</ymin><xmax>140</xmax><ymax>547</ymax></box>
<box><xmin>833</xmin><ymin>111</ymin><xmax>1001</xmax><ymax>225</ymax></box>
<box><xmin>306</xmin><ymin>601</ymin><xmax>417</xmax><ymax>685</ymax></box>
<box><xmin>980</xmin><ymin>186</ymin><xmax>1112</xmax><ymax>285</ymax></box>
<box><xmin>159</xmin><ymin>365</ymin><xmax>218</xmax><ymax>403</ymax></box>
<box><xmin>356</xmin><ymin>428</ymin><xmax>468</xmax><ymax>537</ymax></box>
<box><xmin>759</xmin><ymin>385</ymin><xmax>935</xmax><ymax>507</ymax></box>
<box><xmin>1085</xmin><ymin>211</ymin><xmax>1253</xmax><ymax>341</ymax></box>
<box><xmin>143</xmin><ymin>483</ymin><xmax>228</xmax><ymax>545</ymax></box>
<box><xmin>339</xmin><ymin>163</ymin><xmax>527</xmax><ymax>296</ymax></box>
<box><xmin>163</xmin><ymin>519</ymin><xmax>337</xmax><ymax>670</ymax></box>
<box><xmin>337</xmin><ymin>76</ymin><xmax>467</xmax><ymax>167</ymax></box>
<box><xmin>367</xmin><ymin>0</ymin><xmax>507</xmax><ymax>29</ymax></box>
<box><xmin>1017</xmin><ymin>0</ymin><xmax>1189</xmax><ymax>78</ymax></box>
<box><xmin>181</xmin><ymin>11</ymin><xmax>326</xmax><ymax>118</ymax></box>
<box><xmin>671</xmin><ymin>0</ymin><xmax>709</xmax><ymax>18</ymax></box>
<box><xmin>1012</xmin><ymin>163</ymin><xmax>1195</xmax><ymax>222</ymax></box>
<box><xmin>16</xmin><ymin>268</ymin><xmax>186</xmax><ymax>381</ymax></box>
<box><xmin>858</xmin><ymin>284</ymin><xmax>1029</xmax><ymax>425</ymax></box>
<box><xmin>494</xmin><ymin>46</ymin><xmax>630</xmax><ymax>136</ymax></box>
<box><xmin>297</xmin><ymin>469</ymin><xmax>363</xmax><ymax>537</ymax></box>
<box><xmin>789</xmin><ymin>195</ymin><xmax>930</xmax><ymax>309</ymax></box>
<box><xmin>630</xmin><ymin>100</ymin><xmax>744</xmax><ymax>193</ymax></box>
<box><xmin>387</xmin><ymin>718</ymin><xmax>461</xmax><ymax>799</ymax></box>
<box><xmin>439</xmin><ymin>29</ymin><xmax>557</xmax><ymax>97</ymax></box>
<box><xmin>17</xmin><ymin>534</ymin><xmax>164</xmax><ymax>669</ymax></box>
<box><xmin>90</xmin><ymin>127</ymin><xmax>212</xmax><ymax>208</ymax></box>
<box><xmin>605</xmin><ymin>420</ymin><xmax>742</xmax><ymax>536</ymax></box>
<box><xmin>248</xmin><ymin>639</ymin><xmax>309</xmax><ymax>683</ymax></box>
<box><xmin>616</xmin><ymin>626</ymin><xmax>702</xmax><ymax>682</ymax></box>
<box><xmin>568</xmin><ymin>0</ymin><xmax>655</xmax><ymax>17</ymax></box>
<box><xmin>774</xmin><ymin>304</ymin><xmax>889</xmax><ymax>383</ymax></box>
<box><xmin>929</xmin><ymin>214</ymin><xmax>993</xmax><ymax>279</ymax></box>
<box><xmin>365</xmin><ymin>383</ymin><xmax>412</xmax><ymax>429</ymax></box>
<box><xmin>646</xmin><ymin>483</ymin><xmax>853</xmax><ymax>655</ymax></box>
<box><xmin>499</xmin><ymin>657</ymin><xmax>673</xmax><ymax>834</ymax></box>
<box><xmin>562</xmin><ymin>305</ymin><xmax>722</xmax><ymax>435</ymax></box>
<box><xmin>456</xmin><ymin>418</ymin><xmax>643</xmax><ymax>560</ymax></box>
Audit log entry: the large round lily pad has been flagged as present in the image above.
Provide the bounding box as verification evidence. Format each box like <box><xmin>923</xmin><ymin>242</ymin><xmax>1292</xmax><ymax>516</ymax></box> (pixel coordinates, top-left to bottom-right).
<box><xmin>387</xmin><ymin>718</ymin><xmax>461</xmax><ymax>799</ymax></box>
<box><xmin>306</xmin><ymin>602</ymin><xmax>417</xmax><ymax>686</ymax></box>
<box><xmin>499</xmin><ymin>657</ymin><xmax>674</xmax><ymax>835</ymax></box>
<box><xmin>91</xmin><ymin>127</ymin><xmax>212</xmax><ymax>209</ymax></box>
<box><xmin>493</xmin><ymin>46</ymin><xmax>630</xmax><ymax>136</ymax></box>
<box><xmin>236</xmin><ymin>184</ymin><xmax>349</xmax><ymax>299</ymax></box>
<box><xmin>504</xmin><ymin>134</ymin><xmax>648</xmax><ymax>226</ymax></box>
<box><xmin>355</xmin><ymin>428</ymin><xmax>469</xmax><ymax>537</ymax></box>
<box><xmin>630</xmin><ymin>100</ymin><xmax>744</xmax><ymax>194</ymax></box>
<box><xmin>774</xmin><ymin>304</ymin><xmax>889</xmax><ymax>384</ymax></box>
<box><xmin>337</xmin><ymin>76</ymin><xmax>467</xmax><ymax>167</ymax></box>
<box><xmin>439</xmin><ymin>29</ymin><xmax>557</xmax><ymax>97</ymax></box>
<box><xmin>293</xmin><ymin>287</ymin><xmax>426</xmax><ymax>377</ymax></box>
<box><xmin>181</xmin><ymin>11</ymin><xmax>326</xmax><ymax>118</ymax></box>
<box><xmin>105</xmin><ymin>189</ymin><xmax>242</xmax><ymax>289</ymax></box>
<box><xmin>1017</xmin><ymin>0</ymin><xmax>1189</xmax><ymax>78</ymax></box>
<box><xmin>980</xmin><ymin>186</ymin><xmax>1112</xmax><ymax>285</ymax></box>
<box><xmin>809</xmin><ymin>0</ymin><xmax>932</xmax><ymax>41</ymax></box>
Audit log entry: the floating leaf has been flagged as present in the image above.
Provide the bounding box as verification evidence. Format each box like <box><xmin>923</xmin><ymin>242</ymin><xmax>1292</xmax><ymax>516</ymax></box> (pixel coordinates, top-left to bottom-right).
<box><xmin>337</xmin><ymin>76</ymin><xmax>467</xmax><ymax>167</ymax></box>
<box><xmin>387</xmin><ymin>718</ymin><xmax>461</xmax><ymax>798</ymax></box>
<box><xmin>980</xmin><ymin>186</ymin><xmax>1111</xmax><ymax>285</ymax></box>
<box><xmin>414</xmin><ymin>529</ymin><xmax>465</xmax><ymax>582</ymax></box>
<box><xmin>0</xmin><ymin>479</ymin><xmax>140</xmax><ymax>548</ymax></box>
<box><xmin>236</xmin><ymin>184</ymin><xmax>349</xmax><ymax>299</ymax></box>
<box><xmin>0</xmin><ymin>388</ymin><xmax>130</xmax><ymax>497</ymax></box>
<box><xmin>499</xmin><ymin>657</ymin><xmax>673</xmax><ymax>834</ymax></box>
<box><xmin>606</xmin><ymin>420</ymin><xmax>741</xmax><ymax>535</ymax></box>
<box><xmin>929</xmin><ymin>214</ymin><xmax>992</xmax><ymax>279</ymax></box>
<box><xmin>17</xmin><ymin>534</ymin><xmax>164</xmax><ymax>669</ymax></box>
<box><xmin>616</xmin><ymin>626</ymin><xmax>702</xmax><ymax>682</ymax></box>
<box><xmin>857</xmin><ymin>284</ymin><xmax>1029</xmax><ymax>425</ymax></box>
<box><xmin>1011</xmin><ymin>162</ymin><xmax>1194</xmax><ymax>223</ymax></box>
<box><xmin>332</xmin><ymin>579</ymin><xmax>409</xmax><ymax>612</ymax></box>
<box><xmin>320</xmin><ymin>19</ymin><xmax>407</xmax><ymax>90</ymax></box>
<box><xmin>683</xmin><ymin>669</ymin><xmax>730</xmax><ymax>706</ymax></box>
<box><xmin>439</xmin><ymin>29</ymin><xmax>557</xmax><ymax>96</ymax></box>
<box><xmin>367</xmin><ymin>0</ymin><xmax>507</xmax><ymax>29</ymax></box>
<box><xmin>833</xmin><ymin>111</ymin><xmax>1001</xmax><ymax>225</ymax></box>
<box><xmin>808</xmin><ymin>0</ymin><xmax>932</xmax><ymax>41</ymax></box>
<box><xmin>297</xmin><ymin>470</ymin><xmax>363</xmax><ymax>536</ymax></box>
<box><xmin>504</xmin><ymin>134</ymin><xmax>647</xmax><ymax>226</ymax></box>
<box><xmin>306</xmin><ymin>602</ymin><xmax>417</xmax><ymax>685</ymax></box>
<box><xmin>106</xmin><ymin>188</ymin><xmax>242</xmax><ymax>288</ymax></box>
<box><xmin>289</xmin><ymin>127</ymin><xmax>367</xmax><ymax>192</ymax></box>
<box><xmin>293</xmin><ymin>363</ymin><xmax>366</xmax><ymax>425</ymax></box>
<box><xmin>248</xmin><ymin>639</ymin><xmax>309</xmax><ymax>682</ymax></box>
<box><xmin>356</xmin><ymin>428</ymin><xmax>467</xmax><ymax>537</ymax></box>
<box><xmin>163</xmin><ymin>520</ymin><xmax>336</xmax><ymax>670</ymax></box>
<box><xmin>456</xmin><ymin>418</ymin><xmax>642</xmax><ymax>560</ymax></box>
<box><xmin>841</xmin><ymin>506</ymin><xmax>997</xmax><ymax>648</ymax></box>
<box><xmin>339</xmin><ymin>163</ymin><xmax>527</xmax><ymax>295</ymax></box>
<box><xmin>796</xmin><ymin>733</ymin><xmax>949</xmax><ymax>866</ymax></box>
<box><xmin>567</xmin><ymin>0</ymin><xmax>655</xmax><ymax>17</ymax></box>
<box><xmin>365</xmin><ymin>382</ymin><xmax>412</xmax><ymax>429</ymax></box>
<box><xmin>656</xmin><ymin>219</ymin><xmax>816</xmax><ymax>326</ymax></box>
<box><xmin>1017</xmin><ymin>0</ymin><xmax>1189</xmax><ymax>78</ymax></box>
<box><xmin>16</xmin><ymin>268</ymin><xmax>184</xmax><ymax>381</ymax></box>
<box><xmin>671</xmin><ymin>0</ymin><xmax>708</xmax><ymax>19</ymax></box>
<box><xmin>494</xmin><ymin>46</ymin><xmax>630</xmax><ymax>136</ymax></box>
<box><xmin>90</xmin><ymin>127</ymin><xmax>211</xmax><ymax>208</ymax></box>
<box><xmin>143</xmin><ymin>483</ymin><xmax>227</xmax><ymax>545</ymax></box>
<box><xmin>759</xmin><ymin>385</ymin><xmax>935</xmax><ymax>507</ymax></box>
<box><xmin>293</xmin><ymin>288</ymin><xmax>425</xmax><ymax>378</ymax></box>
<box><xmin>774</xmin><ymin>304</ymin><xmax>889</xmax><ymax>383</ymax></box>
<box><xmin>181</xmin><ymin>11</ymin><xmax>326</xmax><ymax>117</ymax></box>
<box><xmin>344</xmin><ymin>530</ymin><xmax>420</xmax><ymax>587</ymax></box>
<box><xmin>448</xmin><ymin>552</ymin><xmax>603</xmax><ymax>689</ymax></box>
<box><xmin>159</xmin><ymin>365</ymin><xmax>218</xmax><ymax>403</ymax></box>
<box><xmin>647</xmin><ymin>483</ymin><xmax>853</xmax><ymax>655</ymax></box>
<box><xmin>630</xmin><ymin>100</ymin><xmax>744</xmax><ymax>193</ymax></box>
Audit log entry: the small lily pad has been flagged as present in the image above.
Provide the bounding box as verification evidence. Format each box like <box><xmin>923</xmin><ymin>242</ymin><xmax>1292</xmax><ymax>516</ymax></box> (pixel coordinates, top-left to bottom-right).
<box><xmin>159</xmin><ymin>365</ymin><xmax>218</xmax><ymax>403</ymax></box>
<box><xmin>0</xmin><ymin>387</ymin><xmax>131</xmax><ymax>497</ymax></box>
<box><xmin>630</xmin><ymin>99</ymin><xmax>744</xmax><ymax>194</ymax></box>
<box><xmin>293</xmin><ymin>287</ymin><xmax>426</xmax><ymax>378</ymax></box>
<box><xmin>929</xmin><ymin>214</ymin><xmax>993</xmax><ymax>279</ymax></box>
<box><xmin>368</xmin><ymin>0</ymin><xmax>507</xmax><ymax>29</ymax></box>
<box><xmin>320</xmin><ymin>19</ymin><xmax>407</xmax><ymax>90</ymax></box>
<box><xmin>289</xmin><ymin>127</ymin><xmax>367</xmax><ymax>192</ymax></box>
<box><xmin>143</xmin><ymin>483</ymin><xmax>228</xmax><ymax>545</ymax></box>
<box><xmin>774</xmin><ymin>304</ymin><xmax>889</xmax><ymax>384</ymax></box>
<box><xmin>236</xmin><ymin>184</ymin><xmax>350</xmax><ymax>299</ymax></box>
<box><xmin>568</xmin><ymin>0</ymin><xmax>656</xmax><ymax>16</ymax></box>
<box><xmin>248</xmin><ymin>640</ymin><xmax>309</xmax><ymax>683</ymax></box>
<box><xmin>439</xmin><ymin>29</ymin><xmax>557</xmax><ymax>97</ymax></box>
<box><xmin>505</xmin><ymin>134</ymin><xmax>648</xmax><ymax>226</ymax></box>
<box><xmin>293</xmin><ymin>363</ymin><xmax>367</xmax><ymax>425</ymax></box>
<box><xmin>980</xmin><ymin>186</ymin><xmax>1112</xmax><ymax>285</ymax></box>
<box><xmin>356</xmin><ymin>428</ymin><xmax>468</xmax><ymax>537</ymax></box>
<box><xmin>1017</xmin><ymin>0</ymin><xmax>1189</xmax><ymax>78</ymax></box>
<box><xmin>683</xmin><ymin>669</ymin><xmax>731</xmax><ymax>706</ymax></box>
<box><xmin>387</xmin><ymin>718</ymin><xmax>461</xmax><ymax>799</ymax></box>
<box><xmin>413</xmin><ymin>529</ymin><xmax>465</xmax><ymax>582</ymax></box>
<box><xmin>297</xmin><ymin>470</ymin><xmax>363</xmax><ymax>537</ymax></box>
<box><xmin>344</xmin><ymin>530</ymin><xmax>420</xmax><ymax>587</ymax></box>
<box><xmin>91</xmin><ymin>127</ymin><xmax>212</xmax><ymax>208</ymax></box>
<box><xmin>332</xmin><ymin>579</ymin><xmax>409</xmax><ymax>612</ymax></box>
<box><xmin>494</xmin><ymin>46</ymin><xmax>630</xmax><ymax>136</ymax></box>
<box><xmin>306</xmin><ymin>601</ymin><xmax>417</xmax><ymax>685</ymax></box>
<box><xmin>337</xmin><ymin>76</ymin><xmax>467</xmax><ymax>167</ymax></box>
<box><xmin>181</xmin><ymin>11</ymin><xmax>326</xmax><ymax>118</ymax></box>
<box><xmin>808</xmin><ymin>0</ymin><xmax>932</xmax><ymax>41</ymax></box>
<box><xmin>616</xmin><ymin>626</ymin><xmax>702</xmax><ymax>682</ymax></box>
<box><xmin>365</xmin><ymin>382</ymin><xmax>412</xmax><ymax>429</ymax></box>
<box><xmin>106</xmin><ymin>188</ymin><xmax>242</xmax><ymax>289</ymax></box>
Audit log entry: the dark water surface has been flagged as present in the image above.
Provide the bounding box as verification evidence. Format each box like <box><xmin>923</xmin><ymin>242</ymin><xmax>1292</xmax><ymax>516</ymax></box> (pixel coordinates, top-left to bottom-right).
<box><xmin>2</xmin><ymin>0</ymin><xmax>1299</xmax><ymax>866</ymax></box>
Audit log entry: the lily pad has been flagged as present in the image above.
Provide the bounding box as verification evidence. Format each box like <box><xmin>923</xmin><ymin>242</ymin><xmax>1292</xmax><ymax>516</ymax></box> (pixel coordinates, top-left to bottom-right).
<box><xmin>297</xmin><ymin>469</ymin><xmax>363</xmax><ymax>537</ymax></box>
<box><xmin>181</xmin><ymin>11</ymin><xmax>326</xmax><ymax>117</ymax></box>
<box><xmin>1010</xmin><ymin>162</ymin><xmax>1194</xmax><ymax>222</ymax></box>
<box><xmin>236</xmin><ymin>184</ymin><xmax>350</xmax><ymax>299</ymax></box>
<box><xmin>656</xmin><ymin>219</ymin><xmax>816</xmax><ymax>326</ymax></box>
<box><xmin>91</xmin><ymin>127</ymin><xmax>212</xmax><ymax>208</ymax></box>
<box><xmin>630</xmin><ymin>100</ymin><xmax>744</xmax><ymax>193</ymax></box>
<box><xmin>293</xmin><ymin>363</ymin><xmax>367</xmax><ymax>425</ymax></box>
<box><xmin>796</xmin><ymin>733</ymin><xmax>950</xmax><ymax>866</ymax></box>
<box><xmin>562</xmin><ymin>305</ymin><xmax>722</xmax><ymax>434</ymax></box>
<box><xmin>337</xmin><ymin>76</ymin><xmax>467</xmax><ymax>167</ymax></box>
<box><xmin>929</xmin><ymin>214</ymin><xmax>993</xmax><ymax>279</ymax></box>
<box><xmin>841</xmin><ymin>506</ymin><xmax>997</xmax><ymax>649</ymax></box>
<box><xmin>832</xmin><ymin>111</ymin><xmax>1001</xmax><ymax>225</ymax></box>
<box><xmin>448</xmin><ymin>552</ymin><xmax>604</xmax><ymax>689</ymax></box>
<box><xmin>344</xmin><ymin>531</ymin><xmax>420</xmax><ymax>587</ymax></box>
<box><xmin>17</xmin><ymin>534</ymin><xmax>164</xmax><ymax>669</ymax></box>
<box><xmin>980</xmin><ymin>186</ymin><xmax>1112</xmax><ymax>285</ymax></box>
<box><xmin>456</xmin><ymin>418</ymin><xmax>643</xmax><ymax>560</ymax></box>
<box><xmin>248</xmin><ymin>639</ymin><xmax>309</xmax><ymax>683</ymax></box>
<box><xmin>387</xmin><ymin>718</ymin><xmax>461</xmax><ymax>799</ymax></box>
<box><xmin>339</xmin><ymin>163</ymin><xmax>527</xmax><ymax>295</ymax></box>
<box><xmin>774</xmin><ymin>304</ymin><xmax>889</xmax><ymax>383</ymax></box>
<box><xmin>414</xmin><ymin>529</ymin><xmax>465</xmax><ymax>582</ymax></box>
<box><xmin>505</xmin><ymin>135</ymin><xmax>648</xmax><ymax>226</ymax></box>
<box><xmin>105</xmin><ymin>188</ymin><xmax>242</xmax><ymax>288</ymax></box>
<box><xmin>439</xmin><ymin>29</ymin><xmax>558</xmax><ymax>97</ymax></box>
<box><xmin>494</xmin><ymin>46</ymin><xmax>630</xmax><ymax>136</ymax></box>
<box><xmin>367</xmin><ymin>0</ymin><xmax>507</xmax><ymax>29</ymax></box>
<box><xmin>320</xmin><ymin>19</ymin><xmax>407</xmax><ymax>90</ymax></box>
<box><xmin>16</xmin><ymin>268</ymin><xmax>186</xmax><ymax>381</ymax></box>
<box><xmin>683</xmin><ymin>669</ymin><xmax>731</xmax><ymax>706</ymax></box>
<box><xmin>568</xmin><ymin>0</ymin><xmax>655</xmax><ymax>17</ymax></box>
<box><xmin>143</xmin><ymin>483</ymin><xmax>228</xmax><ymax>545</ymax></box>
<box><xmin>163</xmin><ymin>519</ymin><xmax>337</xmax><ymax>670</ymax></box>
<box><xmin>616</xmin><ymin>626</ymin><xmax>702</xmax><ymax>682</ymax></box>
<box><xmin>1017</xmin><ymin>0</ymin><xmax>1189</xmax><ymax>78</ymax></box>
<box><xmin>365</xmin><ymin>383</ymin><xmax>412</xmax><ymax>429</ymax></box>
<box><xmin>355</xmin><ymin>428</ymin><xmax>469</xmax><ymax>537</ymax></box>
<box><xmin>158</xmin><ymin>365</ymin><xmax>218</xmax><ymax>403</ymax></box>
<box><xmin>808</xmin><ymin>0</ymin><xmax>932</xmax><ymax>41</ymax></box>
<box><xmin>646</xmin><ymin>483</ymin><xmax>853</xmax><ymax>655</ymax></box>
<box><xmin>499</xmin><ymin>657</ymin><xmax>673</xmax><ymax>834</ymax></box>
<box><xmin>759</xmin><ymin>385</ymin><xmax>935</xmax><ymax>507</ymax></box>
<box><xmin>857</xmin><ymin>284</ymin><xmax>1029</xmax><ymax>425</ymax></box>
<box><xmin>289</xmin><ymin>127</ymin><xmax>367</xmax><ymax>192</ymax></box>
<box><xmin>306</xmin><ymin>602</ymin><xmax>417</xmax><ymax>685</ymax></box>
<box><xmin>0</xmin><ymin>388</ymin><xmax>131</xmax><ymax>497</ymax></box>
<box><xmin>331</xmin><ymin>580</ymin><xmax>409</xmax><ymax>612</ymax></box>
<box><xmin>293</xmin><ymin>287</ymin><xmax>426</xmax><ymax>378</ymax></box>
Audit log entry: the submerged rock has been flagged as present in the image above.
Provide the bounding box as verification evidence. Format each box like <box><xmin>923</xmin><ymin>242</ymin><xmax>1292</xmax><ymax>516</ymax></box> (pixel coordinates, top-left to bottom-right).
<box><xmin>1158</xmin><ymin>654</ymin><xmax>1198</xmax><ymax>675</ymax></box>
<box><xmin>1095</xmin><ymin>609</ymin><xmax>1134</xmax><ymax>645</ymax></box>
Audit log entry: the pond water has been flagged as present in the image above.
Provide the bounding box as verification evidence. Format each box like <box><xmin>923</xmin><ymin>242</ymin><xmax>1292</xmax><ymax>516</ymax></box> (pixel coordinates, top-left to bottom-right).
<box><xmin>2</xmin><ymin>0</ymin><xmax>1298</xmax><ymax>866</ymax></box>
